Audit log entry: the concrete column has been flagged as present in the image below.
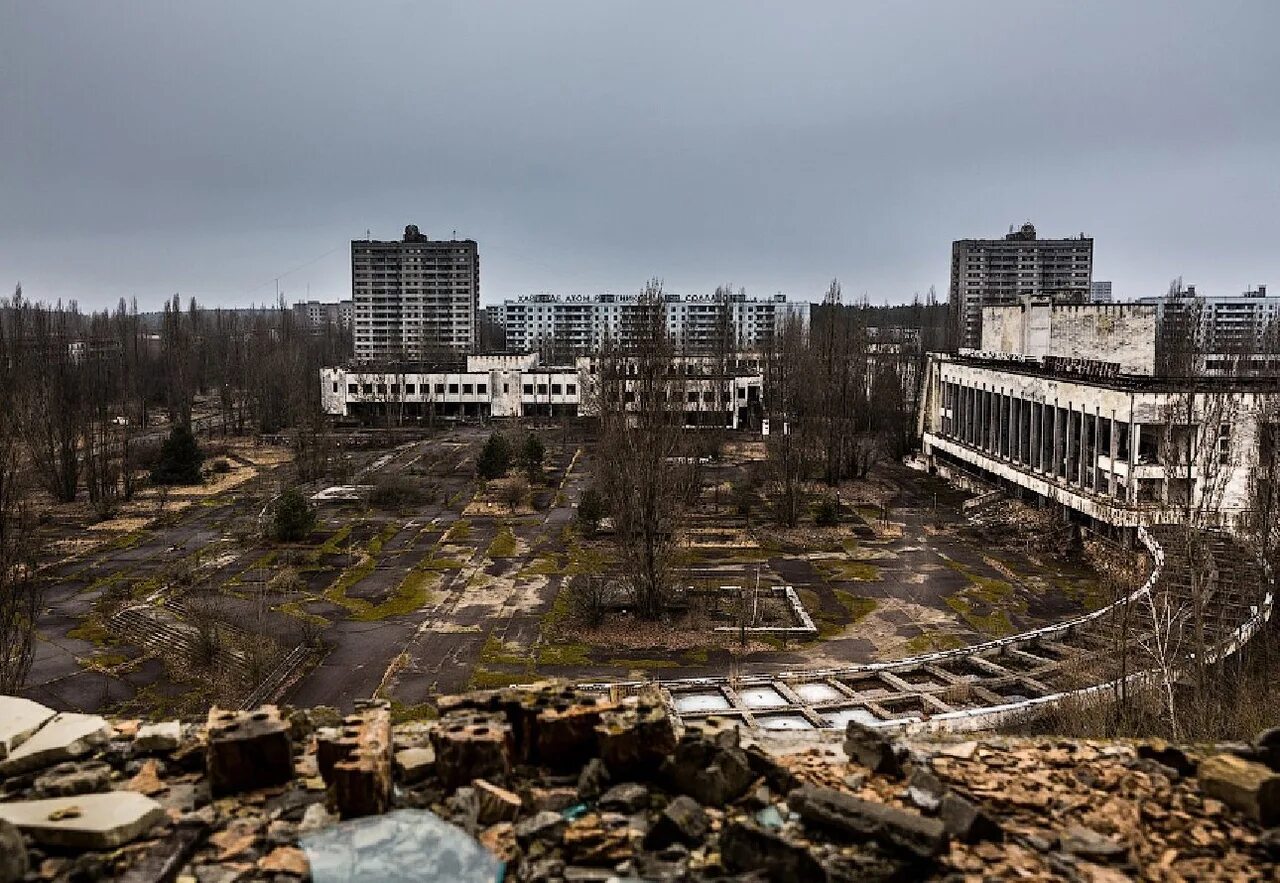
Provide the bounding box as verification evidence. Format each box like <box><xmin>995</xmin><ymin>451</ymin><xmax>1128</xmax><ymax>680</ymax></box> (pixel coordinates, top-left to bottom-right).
<box><xmin>1108</xmin><ymin>413</ymin><xmax>1119</xmax><ymax>498</ymax></box>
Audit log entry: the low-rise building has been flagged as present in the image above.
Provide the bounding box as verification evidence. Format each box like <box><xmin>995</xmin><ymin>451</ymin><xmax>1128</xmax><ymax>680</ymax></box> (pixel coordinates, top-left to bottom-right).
<box><xmin>320</xmin><ymin>353</ymin><xmax>765</xmax><ymax>427</ymax></box>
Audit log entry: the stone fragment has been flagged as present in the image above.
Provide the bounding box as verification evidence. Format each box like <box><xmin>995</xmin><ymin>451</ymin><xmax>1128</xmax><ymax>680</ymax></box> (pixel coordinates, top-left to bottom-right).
<box><xmin>0</xmin><ymin>791</ymin><xmax>165</xmax><ymax>849</ymax></box>
<box><xmin>720</xmin><ymin>819</ymin><xmax>825</xmax><ymax>880</ymax></box>
<box><xmin>134</xmin><ymin>721</ymin><xmax>182</xmax><ymax>753</ymax></box>
<box><xmin>534</xmin><ymin>693</ymin><xmax>615</xmax><ymax>770</ymax></box>
<box><xmin>906</xmin><ymin>767</ymin><xmax>946</xmax><ymax>813</ymax></box>
<box><xmin>32</xmin><ymin>760</ymin><xmax>112</xmax><ymax>798</ymax></box>
<box><xmin>1259</xmin><ymin>827</ymin><xmax>1280</xmax><ymax>861</ymax></box>
<box><xmin>126</xmin><ymin>758</ymin><xmax>168</xmax><ymax>796</ymax></box>
<box><xmin>661</xmin><ymin>734</ymin><xmax>754</xmax><ymax>807</ymax></box>
<box><xmin>479</xmin><ymin>821</ymin><xmax>519</xmax><ymax>862</ymax></box>
<box><xmin>205</xmin><ymin>706</ymin><xmax>293</xmax><ymax>797</ymax></box>
<box><xmin>843</xmin><ymin>720</ymin><xmax>906</xmax><ymax>779</ymax></box>
<box><xmin>745</xmin><ymin>744</ymin><xmax>802</xmax><ymax>794</ymax></box>
<box><xmin>0</xmin><ymin>712</ymin><xmax>110</xmax><ymax>776</ymax></box>
<box><xmin>599</xmin><ymin>782</ymin><xmax>649</xmax><ymax>813</ymax></box>
<box><xmin>529</xmin><ymin>785</ymin><xmax>579</xmax><ymax>813</ymax></box>
<box><xmin>644</xmin><ymin>795</ymin><xmax>708</xmax><ymax>848</ymax></box>
<box><xmin>561</xmin><ymin>811</ymin><xmax>637</xmax><ymax>865</ymax></box>
<box><xmin>430</xmin><ymin>713</ymin><xmax>513</xmax><ymax>789</ymax></box>
<box><xmin>298</xmin><ymin>803</ymin><xmax>336</xmax><ymax>833</ymax></box>
<box><xmin>595</xmin><ymin>700</ymin><xmax>676</xmax><ymax>774</ymax></box>
<box><xmin>1058</xmin><ymin>824</ymin><xmax>1127</xmax><ymax>861</ymax></box>
<box><xmin>1198</xmin><ymin>753</ymin><xmax>1280</xmax><ymax>826</ymax></box>
<box><xmin>258</xmin><ymin>846</ymin><xmax>309</xmax><ymax>875</ymax></box>
<box><xmin>577</xmin><ymin>757</ymin><xmax>611</xmax><ymax>800</ymax></box>
<box><xmin>394</xmin><ymin>746</ymin><xmax>435</xmax><ymax>784</ymax></box>
<box><xmin>788</xmin><ymin>784</ymin><xmax>948</xmax><ymax>859</ymax></box>
<box><xmin>1255</xmin><ymin>726</ymin><xmax>1280</xmax><ymax>772</ymax></box>
<box><xmin>0</xmin><ymin>696</ymin><xmax>55</xmax><ymax>761</ymax></box>
<box><xmin>1137</xmin><ymin>739</ymin><xmax>1195</xmax><ymax>776</ymax></box>
<box><xmin>938</xmin><ymin>792</ymin><xmax>1002</xmax><ymax>843</ymax></box>
<box><xmin>514</xmin><ymin>810</ymin><xmax>567</xmax><ymax>847</ymax></box>
<box><xmin>474</xmin><ymin>779</ymin><xmax>523</xmax><ymax>824</ymax></box>
<box><xmin>326</xmin><ymin>706</ymin><xmax>393</xmax><ymax>818</ymax></box>
<box><xmin>0</xmin><ymin>819</ymin><xmax>27</xmax><ymax>883</ymax></box>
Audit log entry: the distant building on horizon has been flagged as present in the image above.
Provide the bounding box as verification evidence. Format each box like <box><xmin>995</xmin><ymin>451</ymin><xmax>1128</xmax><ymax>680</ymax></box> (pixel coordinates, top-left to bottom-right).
<box><xmin>1090</xmin><ymin>281</ymin><xmax>1113</xmax><ymax>303</ymax></box>
<box><xmin>949</xmin><ymin>222</ymin><xmax>1094</xmax><ymax>349</ymax></box>
<box><xmin>500</xmin><ymin>291</ymin><xmax>809</xmax><ymax>357</ymax></box>
<box><xmin>292</xmin><ymin>299</ymin><xmax>353</xmax><ymax>332</ymax></box>
<box><xmin>351</xmin><ymin>225</ymin><xmax>479</xmax><ymax>360</ymax></box>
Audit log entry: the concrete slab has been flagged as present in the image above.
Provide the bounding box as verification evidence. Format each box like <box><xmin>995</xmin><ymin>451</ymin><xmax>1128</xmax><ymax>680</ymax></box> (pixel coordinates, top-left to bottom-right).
<box><xmin>0</xmin><ymin>713</ymin><xmax>110</xmax><ymax>776</ymax></box>
<box><xmin>134</xmin><ymin>721</ymin><xmax>181</xmax><ymax>753</ymax></box>
<box><xmin>0</xmin><ymin>791</ymin><xmax>165</xmax><ymax>849</ymax></box>
<box><xmin>0</xmin><ymin>696</ymin><xmax>56</xmax><ymax>760</ymax></box>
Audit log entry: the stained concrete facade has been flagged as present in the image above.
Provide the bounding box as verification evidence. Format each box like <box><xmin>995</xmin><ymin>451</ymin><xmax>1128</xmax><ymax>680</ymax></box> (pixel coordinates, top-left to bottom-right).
<box><xmin>978</xmin><ymin>301</ymin><xmax>1157</xmax><ymax>376</ymax></box>
<box><xmin>920</xmin><ymin>354</ymin><xmax>1275</xmax><ymax>534</ymax></box>
<box><xmin>321</xmin><ymin>354</ymin><xmax>764</xmax><ymax>426</ymax></box>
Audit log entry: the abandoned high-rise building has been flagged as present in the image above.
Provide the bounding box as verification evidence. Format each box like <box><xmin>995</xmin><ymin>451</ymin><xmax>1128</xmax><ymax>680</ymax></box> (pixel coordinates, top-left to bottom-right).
<box><xmin>949</xmin><ymin>222</ymin><xmax>1094</xmax><ymax>350</ymax></box>
<box><xmin>351</xmin><ymin>225</ymin><xmax>480</xmax><ymax>361</ymax></box>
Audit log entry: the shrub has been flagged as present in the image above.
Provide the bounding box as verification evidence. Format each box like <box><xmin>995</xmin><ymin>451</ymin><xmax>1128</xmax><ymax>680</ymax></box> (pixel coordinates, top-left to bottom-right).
<box><xmin>476</xmin><ymin>432</ymin><xmax>512</xmax><ymax>480</ymax></box>
<box><xmin>273</xmin><ymin>487</ymin><xmax>316</xmax><ymax>542</ymax></box>
<box><xmin>577</xmin><ymin>486</ymin><xmax>606</xmax><ymax>536</ymax></box>
<box><xmin>814</xmin><ymin>496</ymin><xmax>841</xmax><ymax>527</ymax></box>
<box><xmin>502</xmin><ymin>475</ymin><xmax>530</xmax><ymax>512</ymax></box>
<box><xmin>267</xmin><ymin>567</ymin><xmax>307</xmax><ymax>596</ymax></box>
<box><xmin>210</xmin><ymin>458</ymin><xmax>232</xmax><ymax>474</ymax></box>
<box><xmin>150</xmin><ymin>424</ymin><xmax>204</xmax><ymax>485</ymax></box>
<box><xmin>730</xmin><ymin>481</ymin><xmax>760</xmax><ymax>520</ymax></box>
<box><xmin>369</xmin><ymin>475</ymin><xmax>425</xmax><ymax>510</ymax></box>
<box><xmin>521</xmin><ymin>433</ymin><xmax>546</xmax><ymax>484</ymax></box>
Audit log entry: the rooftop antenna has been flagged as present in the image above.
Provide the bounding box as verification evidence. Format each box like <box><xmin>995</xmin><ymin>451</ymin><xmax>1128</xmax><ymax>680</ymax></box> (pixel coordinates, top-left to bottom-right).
<box><xmin>452</xmin><ymin>229</ymin><xmax>458</xmax><ymax>239</ymax></box>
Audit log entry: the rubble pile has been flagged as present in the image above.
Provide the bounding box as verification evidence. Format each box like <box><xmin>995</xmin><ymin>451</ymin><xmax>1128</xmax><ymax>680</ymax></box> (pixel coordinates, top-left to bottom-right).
<box><xmin>0</xmin><ymin>689</ymin><xmax>1278</xmax><ymax>881</ymax></box>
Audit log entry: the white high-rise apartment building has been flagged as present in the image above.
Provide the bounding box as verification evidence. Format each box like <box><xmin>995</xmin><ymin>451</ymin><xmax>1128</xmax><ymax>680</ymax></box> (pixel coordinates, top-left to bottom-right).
<box><xmin>501</xmin><ymin>292</ymin><xmax>809</xmax><ymax>355</ymax></box>
<box><xmin>352</xmin><ymin>225</ymin><xmax>479</xmax><ymax>361</ymax></box>
<box><xmin>950</xmin><ymin>223</ymin><xmax>1094</xmax><ymax>349</ymax></box>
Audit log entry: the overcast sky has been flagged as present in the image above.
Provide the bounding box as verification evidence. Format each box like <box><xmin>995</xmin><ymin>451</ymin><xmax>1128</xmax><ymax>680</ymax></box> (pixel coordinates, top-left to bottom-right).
<box><xmin>2</xmin><ymin>2</ymin><xmax>1278</xmax><ymax>311</ymax></box>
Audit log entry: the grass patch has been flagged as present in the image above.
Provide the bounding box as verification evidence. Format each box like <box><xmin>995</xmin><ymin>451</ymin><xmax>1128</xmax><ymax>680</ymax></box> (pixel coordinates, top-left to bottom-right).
<box><xmin>386</xmin><ymin>700</ymin><xmax>438</xmax><ymax>724</ymax></box>
<box><xmin>903</xmin><ymin>631</ymin><xmax>967</xmax><ymax>654</ymax></box>
<box><xmin>480</xmin><ymin>633</ymin><xmax>532</xmax><ymax>667</ymax></box>
<box><xmin>833</xmin><ymin>590</ymin><xmax>877</xmax><ymax>623</ymax></box>
<box><xmin>468</xmin><ymin>666</ymin><xmax>541</xmax><ymax>690</ymax></box>
<box><xmin>67</xmin><ymin>618</ymin><xmax>115</xmax><ymax>647</ymax></box>
<box><xmin>683</xmin><ymin>647</ymin><xmax>709</xmax><ymax>664</ymax></box>
<box><xmin>815</xmin><ymin>558</ymin><xmax>881</xmax><ymax>583</ymax></box>
<box><xmin>366</xmin><ymin>522</ymin><xmax>399</xmax><ymax>556</ymax></box>
<box><xmin>444</xmin><ymin>519</ymin><xmax>472</xmax><ymax>542</ymax></box>
<box><xmin>487</xmin><ymin>525</ymin><xmax>518</xmax><ymax>558</ymax></box>
<box><xmin>536</xmin><ymin>642</ymin><xmax>591</xmax><ymax>667</ymax></box>
<box><xmin>606</xmin><ymin>658</ymin><xmax>679</xmax><ymax>669</ymax></box>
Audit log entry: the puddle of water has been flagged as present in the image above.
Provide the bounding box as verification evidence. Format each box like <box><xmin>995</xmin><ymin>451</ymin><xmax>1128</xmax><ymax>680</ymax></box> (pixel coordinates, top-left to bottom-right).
<box><xmin>738</xmin><ymin>686</ymin><xmax>787</xmax><ymax>709</ymax></box>
<box><xmin>794</xmin><ymin>682</ymin><xmax>842</xmax><ymax>704</ymax></box>
<box><xmin>822</xmin><ymin>706</ymin><xmax>881</xmax><ymax>728</ymax></box>
<box><xmin>673</xmin><ymin>692</ymin><xmax>731</xmax><ymax>713</ymax></box>
<box><xmin>756</xmin><ymin>714</ymin><xmax>813</xmax><ymax>730</ymax></box>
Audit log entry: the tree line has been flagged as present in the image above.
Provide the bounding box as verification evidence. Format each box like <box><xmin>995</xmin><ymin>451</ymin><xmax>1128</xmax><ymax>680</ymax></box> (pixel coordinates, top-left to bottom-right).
<box><xmin>0</xmin><ymin>285</ymin><xmax>348</xmax><ymax>692</ymax></box>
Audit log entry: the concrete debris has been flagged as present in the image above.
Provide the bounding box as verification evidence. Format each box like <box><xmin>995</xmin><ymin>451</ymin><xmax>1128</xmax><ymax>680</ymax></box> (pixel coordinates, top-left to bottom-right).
<box><xmin>0</xmin><ymin>696</ymin><xmax>56</xmax><ymax>761</ymax></box>
<box><xmin>0</xmin><ymin>690</ymin><xmax>1275</xmax><ymax>880</ymax></box>
<box><xmin>205</xmin><ymin>705</ymin><xmax>293</xmax><ymax>796</ymax></box>
<box><xmin>134</xmin><ymin>720</ymin><xmax>183</xmax><ymax>753</ymax></box>
<box><xmin>1197</xmin><ymin>753</ymin><xmax>1280</xmax><ymax>826</ymax></box>
<box><xmin>842</xmin><ymin>719</ymin><xmax>907</xmax><ymax>778</ymax></box>
<box><xmin>325</xmin><ymin>705</ymin><xmax>393</xmax><ymax>818</ymax></box>
<box><xmin>0</xmin><ymin>712</ymin><xmax>110</xmax><ymax>776</ymax></box>
<box><xmin>0</xmin><ymin>791</ymin><xmax>165</xmax><ymax>849</ymax></box>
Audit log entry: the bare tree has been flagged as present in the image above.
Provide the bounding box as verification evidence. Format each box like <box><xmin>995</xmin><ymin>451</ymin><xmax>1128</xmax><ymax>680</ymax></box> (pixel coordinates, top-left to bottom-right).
<box><xmin>597</xmin><ymin>279</ymin><xmax>688</xmax><ymax>619</ymax></box>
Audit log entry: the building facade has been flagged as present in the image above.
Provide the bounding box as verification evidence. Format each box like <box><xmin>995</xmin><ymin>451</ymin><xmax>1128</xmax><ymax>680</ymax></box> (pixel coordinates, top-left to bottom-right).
<box><xmin>979</xmin><ymin>300</ymin><xmax>1158</xmax><ymax>376</ymax></box>
<box><xmin>1090</xmin><ymin>281</ymin><xmax>1113</xmax><ymax>303</ymax></box>
<box><xmin>950</xmin><ymin>223</ymin><xmax>1094</xmax><ymax>350</ymax></box>
<box><xmin>292</xmin><ymin>299</ymin><xmax>354</xmax><ymax>332</ymax></box>
<box><xmin>1137</xmin><ymin>284</ymin><xmax>1279</xmax><ymax>363</ymax></box>
<box><xmin>320</xmin><ymin>353</ymin><xmax>764</xmax><ymax>427</ymax></box>
<box><xmin>351</xmin><ymin>225</ymin><xmax>479</xmax><ymax>360</ymax></box>
<box><xmin>500</xmin><ymin>292</ymin><xmax>809</xmax><ymax>355</ymax></box>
